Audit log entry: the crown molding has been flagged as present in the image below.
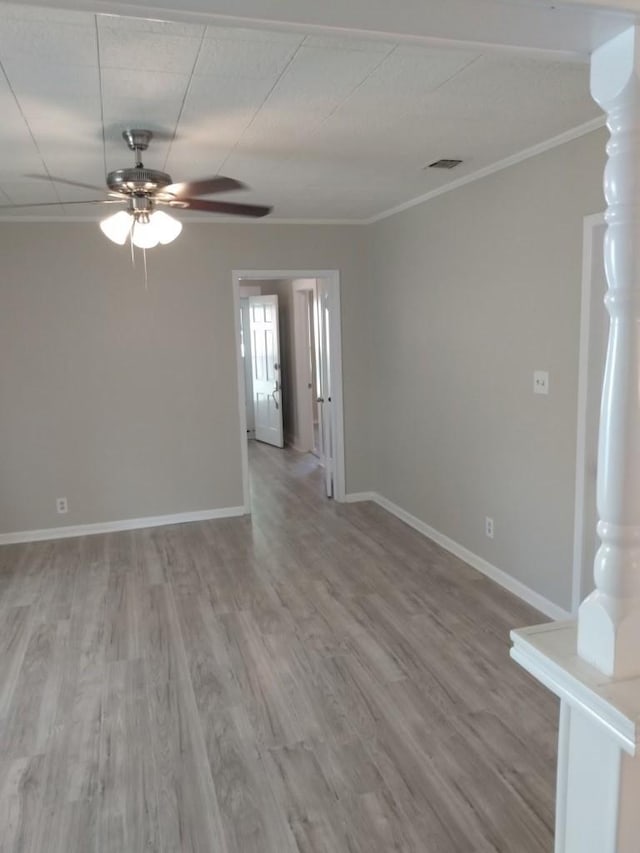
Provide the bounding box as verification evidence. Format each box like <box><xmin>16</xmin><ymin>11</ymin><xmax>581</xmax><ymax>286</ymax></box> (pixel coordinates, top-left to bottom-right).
<box><xmin>0</xmin><ymin>215</ymin><xmax>366</xmax><ymax>226</ymax></box>
<box><xmin>15</xmin><ymin>0</ymin><xmax>632</xmax><ymax>58</ymax></box>
<box><xmin>0</xmin><ymin>117</ymin><xmax>606</xmax><ymax>228</ymax></box>
<box><xmin>365</xmin><ymin>115</ymin><xmax>607</xmax><ymax>224</ymax></box>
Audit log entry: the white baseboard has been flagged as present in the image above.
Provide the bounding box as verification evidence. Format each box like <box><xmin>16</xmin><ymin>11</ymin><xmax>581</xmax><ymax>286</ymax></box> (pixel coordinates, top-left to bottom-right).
<box><xmin>284</xmin><ymin>432</ymin><xmax>313</xmax><ymax>454</ymax></box>
<box><xmin>0</xmin><ymin>506</ymin><xmax>247</xmax><ymax>545</ymax></box>
<box><xmin>344</xmin><ymin>491</ymin><xmax>377</xmax><ymax>503</ymax></box>
<box><xmin>4</xmin><ymin>489</ymin><xmax>571</xmax><ymax>620</ymax></box>
<box><xmin>347</xmin><ymin>491</ymin><xmax>571</xmax><ymax>621</ymax></box>
<box><xmin>288</xmin><ymin>441</ymin><xmax>309</xmax><ymax>453</ymax></box>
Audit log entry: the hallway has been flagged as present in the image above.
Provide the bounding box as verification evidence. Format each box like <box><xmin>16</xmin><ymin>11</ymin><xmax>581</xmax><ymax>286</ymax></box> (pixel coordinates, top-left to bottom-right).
<box><xmin>0</xmin><ymin>441</ymin><xmax>556</xmax><ymax>852</ymax></box>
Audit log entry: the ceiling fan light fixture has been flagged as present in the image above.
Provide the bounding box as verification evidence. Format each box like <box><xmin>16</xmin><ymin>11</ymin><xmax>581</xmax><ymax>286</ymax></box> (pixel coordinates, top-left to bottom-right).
<box><xmin>131</xmin><ymin>216</ymin><xmax>160</xmax><ymax>249</ymax></box>
<box><xmin>100</xmin><ymin>209</ymin><xmax>133</xmax><ymax>245</ymax></box>
<box><xmin>99</xmin><ymin>208</ymin><xmax>182</xmax><ymax>250</ymax></box>
<box><xmin>150</xmin><ymin>210</ymin><xmax>182</xmax><ymax>245</ymax></box>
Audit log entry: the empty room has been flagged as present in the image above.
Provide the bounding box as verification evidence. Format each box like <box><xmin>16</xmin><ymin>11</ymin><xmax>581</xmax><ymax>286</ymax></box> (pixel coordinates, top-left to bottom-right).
<box><xmin>1</xmin><ymin>0</ymin><xmax>639</xmax><ymax>851</ymax></box>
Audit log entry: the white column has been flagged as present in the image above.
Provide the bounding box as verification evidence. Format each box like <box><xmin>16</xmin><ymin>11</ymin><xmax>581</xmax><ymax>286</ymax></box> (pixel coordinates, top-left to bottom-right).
<box><xmin>511</xmin><ymin>26</ymin><xmax>640</xmax><ymax>853</ymax></box>
<box><xmin>577</xmin><ymin>26</ymin><xmax>640</xmax><ymax>680</ymax></box>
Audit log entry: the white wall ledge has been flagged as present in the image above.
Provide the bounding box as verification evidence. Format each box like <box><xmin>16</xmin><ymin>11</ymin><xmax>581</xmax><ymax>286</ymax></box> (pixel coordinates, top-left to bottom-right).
<box><xmin>511</xmin><ymin>621</ymin><xmax>640</xmax><ymax>755</ymax></box>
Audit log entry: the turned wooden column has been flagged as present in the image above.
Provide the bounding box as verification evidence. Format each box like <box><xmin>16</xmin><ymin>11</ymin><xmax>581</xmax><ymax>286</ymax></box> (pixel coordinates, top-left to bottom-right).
<box><xmin>512</xmin><ymin>26</ymin><xmax>640</xmax><ymax>853</ymax></box>
<box><xmin>578</xmin><ymin>25</ymin><xmax>640</xmax><ymax>679</ymax></box>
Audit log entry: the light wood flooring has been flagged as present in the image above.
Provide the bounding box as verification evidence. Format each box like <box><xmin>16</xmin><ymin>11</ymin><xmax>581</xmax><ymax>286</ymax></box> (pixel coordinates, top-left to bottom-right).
<box><xmin>0</xmin><ymin>441</ymin><xmax>557</xmax><ymax>852</ymax></box>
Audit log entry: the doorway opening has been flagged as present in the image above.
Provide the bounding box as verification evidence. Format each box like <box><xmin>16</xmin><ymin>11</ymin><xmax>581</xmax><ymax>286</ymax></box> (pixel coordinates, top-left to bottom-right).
<box><xmin>232</xmin><ymin>270</ymin><xmax>345</xmax><ymax>511</ymax></box>
<box><xmin>572</xmin><ymin>212</ymin><xmax>607</xmax><ymax>613</ymax></box>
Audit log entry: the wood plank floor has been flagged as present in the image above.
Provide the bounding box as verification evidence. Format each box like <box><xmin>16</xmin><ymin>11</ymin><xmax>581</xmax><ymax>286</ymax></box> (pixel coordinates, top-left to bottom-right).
<box><xmin>0</xmin><ymin>441</ymin><xmax>557</xmax><ymax>852</ymax></box>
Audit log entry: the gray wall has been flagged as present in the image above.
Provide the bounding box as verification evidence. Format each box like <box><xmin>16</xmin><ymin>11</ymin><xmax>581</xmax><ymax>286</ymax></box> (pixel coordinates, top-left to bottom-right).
<box><xmin>368</xmin><ymin>128</ymin><xmax>607</xmax><ymax>610</ymax></box>
<box><xmin>0</xmin><ymin>128</ymin><xmax>611</xmax><ymax>614</ymax></box>
<box><xmin>0</xmin><ymin>223</ymin><xmax>372</xmax><ymax>533</ymax></box>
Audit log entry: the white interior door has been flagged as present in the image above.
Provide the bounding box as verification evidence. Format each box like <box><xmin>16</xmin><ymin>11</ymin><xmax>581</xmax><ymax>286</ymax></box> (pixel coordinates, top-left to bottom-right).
<box><xmin>239</xmin><ymin>298</ymin><xmax>255</xmax><ymax>437</ymax></box>
<box><xmin>249</xmin><ymin>294</ymin><xmax>284</xmax><ymax>448</ymax></box>
<box><xmin>315</xmin><ymin>281</ymin><xmax>334</xmax><ymax>497</ymax></box>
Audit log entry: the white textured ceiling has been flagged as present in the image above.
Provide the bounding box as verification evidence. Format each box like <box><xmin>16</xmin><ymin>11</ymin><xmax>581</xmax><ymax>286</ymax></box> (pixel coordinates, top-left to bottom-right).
<box><xmin>0</xmin><ymin>1</ymin><xmax>601</xmax><ymax>222</ymax></box>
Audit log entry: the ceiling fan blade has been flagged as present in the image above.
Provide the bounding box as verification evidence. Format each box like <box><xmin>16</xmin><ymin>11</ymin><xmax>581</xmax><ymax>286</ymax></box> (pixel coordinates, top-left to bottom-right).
<box><xmin>24</xmin><ymin>173</ymin><xmax>107</xmax><ymax>193</ymax></box>
<box><xmin>0</xmin><ymin>199</ymin><xmax>124</xmax><ymax>209</ymax></box>
<box><xmin>163</xmin><ymin>176</ymin><xmax>246</xmax><ymax>198</ymax></box>
<box><xmin>173</xmin><ymin>198</ymin><xmax>272</xmax><ymax>218</ymax></box>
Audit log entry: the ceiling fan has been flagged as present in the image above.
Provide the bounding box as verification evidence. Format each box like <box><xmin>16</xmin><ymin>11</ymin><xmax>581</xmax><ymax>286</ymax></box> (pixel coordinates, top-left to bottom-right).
<box><xmin>0</xmin><ymin>129</ymin><xmax>272</xmax><ymax>249</ymax></box>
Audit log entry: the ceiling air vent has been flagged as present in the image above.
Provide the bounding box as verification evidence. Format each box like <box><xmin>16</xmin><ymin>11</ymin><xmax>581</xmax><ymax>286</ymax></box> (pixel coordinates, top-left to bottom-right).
<box><xmin>428</xmin><ymin>159</ymin><xmax>463</xmax><ymax>170</ymax></box>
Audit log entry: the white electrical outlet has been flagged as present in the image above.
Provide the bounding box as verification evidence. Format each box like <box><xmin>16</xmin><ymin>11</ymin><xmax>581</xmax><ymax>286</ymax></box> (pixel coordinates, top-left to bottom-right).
<box><xmin>533</xmin><ymin>370</ymin><xmax>549</xmax><ymax>395</ymax></box>
<box><xmin>485</xmin><ymin>516</ymin><xmax>494</xmax><ymax>539</ymax></box>
<box><xmin>56</xmin><ymin>497</ymin><xmax>68</xmax><ymax>514</ymax></box>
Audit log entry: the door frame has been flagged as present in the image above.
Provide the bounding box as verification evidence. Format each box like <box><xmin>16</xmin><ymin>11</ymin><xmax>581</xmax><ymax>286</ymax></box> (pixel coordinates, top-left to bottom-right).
<box><xmin>232</xmin><ymin>269</ymin><xmax>346</xmax><ymax>510</ymax></box>
<box><xmin>572</xmin><ymin>212</ymin><xmax>606</xmax><ymax>614</ymax></box>
<box><xmin>239</xmin><ymin>296</ymin><xmax>256</xmax><ymax>438</ymax></box>
<box><xmin>292</xmin><ymin>279</ymin><xmax>318</xmax><ymax>454</ymax></box>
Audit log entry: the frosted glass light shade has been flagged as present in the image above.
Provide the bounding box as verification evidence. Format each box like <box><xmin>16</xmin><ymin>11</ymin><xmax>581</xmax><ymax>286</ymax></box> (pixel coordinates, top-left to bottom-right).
<box><xmin>100</xmin><ymin>208</ymin><xmax>183</xmax><ymax>249</ymax></box>
<box><xmin>131</xmin><ymin>219</ymin><xmax>160</xmax><ymax>249</ymax></box>
<box><xmin>100</xmin><ymin>210</ymin><xmax>132</xmax><ymax>245</ymax></box>
<box><xmin>150</xmin><ymin>210</ymin><xmax>182</xmax><ymax>244</ymax></box>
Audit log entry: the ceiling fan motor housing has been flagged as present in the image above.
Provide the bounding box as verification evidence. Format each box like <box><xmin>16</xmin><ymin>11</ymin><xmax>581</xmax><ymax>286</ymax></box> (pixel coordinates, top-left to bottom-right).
<box><xmin>106</xmin><ymin>166</ymin><xmax>172</xmax><ymax>194</ymax></box>
<box><xmin>122</xmin><ymin>128</ymin><xmax>152</xmax><ymax>152</ymax></box>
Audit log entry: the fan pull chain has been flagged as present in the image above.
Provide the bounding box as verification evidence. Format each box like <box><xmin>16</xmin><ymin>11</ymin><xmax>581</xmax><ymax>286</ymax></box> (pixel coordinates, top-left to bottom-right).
<box><xmin>129</xmin><ymin>220</ymin><xmax>135</xmax><ymax>269</ymax></box>
<box><xmin>142</xmin><ymin>247</ymin><xmax>149</xmax><ymax>291</ymax></box>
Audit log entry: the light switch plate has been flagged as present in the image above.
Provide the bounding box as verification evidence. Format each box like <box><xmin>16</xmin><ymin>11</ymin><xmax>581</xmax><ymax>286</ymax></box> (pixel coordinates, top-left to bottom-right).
<box><xmin>534</xmin><ymin>370</ymin><xmax>549</xmax><ymax>395</ymax></box>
